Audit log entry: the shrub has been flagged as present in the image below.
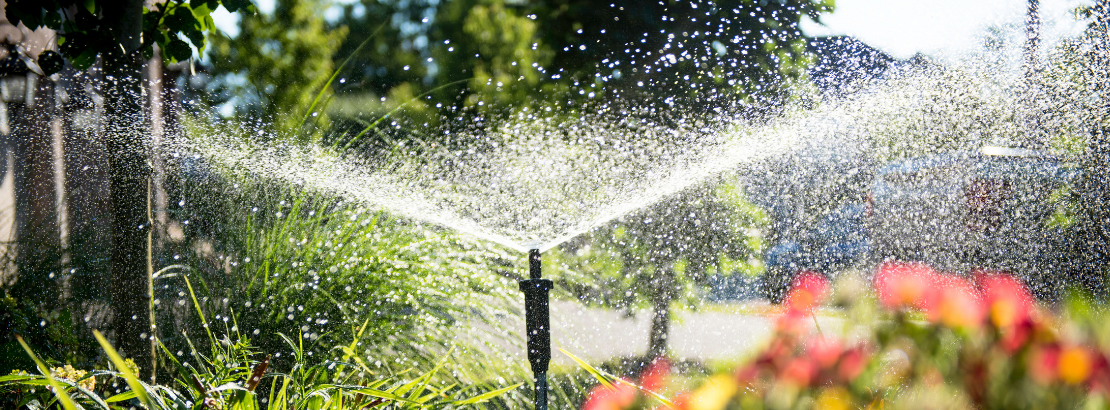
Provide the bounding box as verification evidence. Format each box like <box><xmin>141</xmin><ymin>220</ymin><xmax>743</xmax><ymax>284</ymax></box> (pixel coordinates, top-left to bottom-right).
<box><xmin>580</xmin><ymin>264</ymin><xmax>1110</xmax><ymax>409</ymax></box>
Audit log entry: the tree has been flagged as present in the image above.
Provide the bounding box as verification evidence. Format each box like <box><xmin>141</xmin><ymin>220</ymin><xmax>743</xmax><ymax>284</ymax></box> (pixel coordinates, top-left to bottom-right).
<box><xmin>7</xmin><ymin>0</ymin><xmax>254</xmax><ymax>380</ymax></box>
<box><xmin>554</xmin><ymin>180</ymin><xmax>767</xmax><ymax>358</ymax></box>
<box><xmin>325</xmin><ymin>0</ymin><xmax>834</xmax><ymax>148</ymax></box>
<box><xmin>207</xmin><ymin>0</ymin><xmax>348</xmax><ymax>137</ymax></box>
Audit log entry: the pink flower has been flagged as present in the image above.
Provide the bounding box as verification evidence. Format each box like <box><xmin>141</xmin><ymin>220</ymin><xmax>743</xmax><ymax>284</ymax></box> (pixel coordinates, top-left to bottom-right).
<box><xmin>873</xmin><ymin>261</ymin><xmax>940</xmax><ymax>310</ymax></box>
<box><xmin>807</xmin><ymin>338</ymin><xmax>843</xmax><ymax>369</ymax></box>
<box><xmin>779</xmin><ymin>357</ymin><xmax>818</xmax><ymax>387</ymax></box>
<box><xmin>929</xmin><ymin>275</ymin><xmax>985</xmax><ymax>329</ymax></box>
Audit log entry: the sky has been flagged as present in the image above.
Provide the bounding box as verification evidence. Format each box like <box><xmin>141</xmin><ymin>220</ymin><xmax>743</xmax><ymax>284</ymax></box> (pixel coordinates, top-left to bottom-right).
<box><xmin>212</xmin><ymin>0</ymin><xmax>1094</xmax><ymax>59</ymax></box>
<box><xmin>800</xmin><ymin>0</ymin><xmax>1092</xmax><ymax>59</ymax></box>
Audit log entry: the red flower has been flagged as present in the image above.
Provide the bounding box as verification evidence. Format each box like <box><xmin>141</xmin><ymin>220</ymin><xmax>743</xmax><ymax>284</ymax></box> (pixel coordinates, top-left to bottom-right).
<box><xmin>785</xmin><ymin>270</ymin><xmax>828</xmax><ymax>315</ymax></box>
<box><xmin>976</xmin><ymin>272</ymin><xmax>1034</xmax><ymax>330</ymax></box>
<box><xmin>873</xmin><ymin>261</ymin><xmax>940</xmax><ymax>310</ymax></box>
<box><xmin>582</xmin><ymin>382</ymin><xmax>636</xmax><ymax>410</ymax></box>
<box><xmin>837</xmin><ymin>346</ymin><xmax>868</xmax><ymax>382</ymax></box>
<box><xmin>640</xmin><ymin>358</ymin><xmax>671</xmax><ymax>392</ymax></box>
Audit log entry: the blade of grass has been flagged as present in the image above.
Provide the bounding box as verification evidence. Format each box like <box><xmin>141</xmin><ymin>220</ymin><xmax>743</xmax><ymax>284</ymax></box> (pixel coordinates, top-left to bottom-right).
<box><xmin>16</xmin><ymin>336</ymin><xmax>79</xmax><ymax>410</ymax></box>
<box><xmin>557</xmin><ymin>347</ymin><xmax>616</xmax><ymax>390</ymax></box>
<box><xmin>92</xmin><ymin>330</ymin><xmax>155</xmax><ymax>409</ymax></box>
<box><xmin>557</xmin><ymin>348</ymin><xmax>676</xmax><ymax>408</ymax></box>
<box><xmin>341</xmin><ymin>78</ymin><xmax>472</xmax><ymax>151</ymax></box>
<box><xmin>452</xmin><ymin>382</ymin><xmax>524</xmax><ymax>405</ymax></box>
<box><xmin>180</xmin><ymin>272</ymin><xmax>215</xmax><ymax>344</ymax></box>
<box><xmin>297</xmin><ymin>21</ymin><xmax>387</xmax><ymax>130</ymax></box>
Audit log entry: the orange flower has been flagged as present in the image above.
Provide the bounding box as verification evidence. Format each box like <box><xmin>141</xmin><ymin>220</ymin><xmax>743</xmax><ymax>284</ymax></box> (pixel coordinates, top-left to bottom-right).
<box><xmin>873</xmin><ymin>261</ymin><xmax>940</xmax><ymax>310</ymax></box>
<box><xmin>785</xmin><ymin>270</ymin><xmax>829</xmax><ymax>315</ymax></box>
<box><xmin>1058</xmin><ymin>346</ymin><xmax>1094</xmax><ymax>385</ymax></box>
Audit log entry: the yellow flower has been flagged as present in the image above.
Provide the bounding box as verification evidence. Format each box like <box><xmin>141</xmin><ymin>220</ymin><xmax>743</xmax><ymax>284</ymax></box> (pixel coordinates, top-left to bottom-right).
<box><xmin>684</xmin><ymin>375</ymin><xmax>737</xmax><ymax>410</ymax></box>
<box><xmin>123</xmin><ymin>358</ymin><xmax>140</xmax><ymax>375</ymax></box>
<box><xmin>816</xmin><ymin>387</ymin><xmax>851</xmax><ymax>410</ymax></box>
<box><xmin>51</xmin><ymin>365</ymin><xmax>95</xmax><ymax>391</ymax></box>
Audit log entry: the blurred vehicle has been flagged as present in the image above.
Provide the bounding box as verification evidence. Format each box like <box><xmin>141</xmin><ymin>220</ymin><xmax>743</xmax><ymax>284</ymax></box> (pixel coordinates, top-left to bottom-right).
<box><xmin>865</xmin><ymin>146</ymin><xmax>1078</xmax><ymax>298</ymax></box>
<box><xmin>762</xmin><ymin>203</ymin><xmax>870</xmax><ymax>303</ymax></box>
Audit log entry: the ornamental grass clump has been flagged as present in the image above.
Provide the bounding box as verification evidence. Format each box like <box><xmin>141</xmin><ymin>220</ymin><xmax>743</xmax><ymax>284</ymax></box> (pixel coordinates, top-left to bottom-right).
<box><xmin>581</xmin><ymin>263</ymin><xmax>1110</xmax><ymax>409</ymax></box>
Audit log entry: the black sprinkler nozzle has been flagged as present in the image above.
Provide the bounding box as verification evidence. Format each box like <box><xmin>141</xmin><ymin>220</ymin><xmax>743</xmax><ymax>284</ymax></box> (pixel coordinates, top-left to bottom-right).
<box><xmin>519</xmin><ymin>248</ymin><xmax>552</xmax><ymax>410</ymax></box>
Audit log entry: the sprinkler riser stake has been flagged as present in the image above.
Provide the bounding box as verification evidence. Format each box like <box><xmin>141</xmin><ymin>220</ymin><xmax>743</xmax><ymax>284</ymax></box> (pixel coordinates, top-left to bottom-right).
<box><xmin>520</xmin><ymin>248</ymin><xmax>552</xmax><ymax>410</ymax></box>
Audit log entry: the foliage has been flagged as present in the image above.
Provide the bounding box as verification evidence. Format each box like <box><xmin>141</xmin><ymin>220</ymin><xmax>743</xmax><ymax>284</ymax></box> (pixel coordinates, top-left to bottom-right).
<box><xmin>149</xmin><ymin>117</ymin><xmax>565</xmax><ymax>406</ymax></box>
<box><xmin>320</xmin><ymin>0</ymin><xmax>835</xmax><ymax>149</ymax></box>
<box><xmin>0</xmin><ymin>294</ymin><xmax>81</xmax><ymax>377</ymax></box>
<box><xmin>1</xmin><ymin>311</ymin><xmax>519</xmax><ymax>409</ymax></box>
<box><xmin>207</xmin><ymin>0</ymin><xmax>349</xmax><ymax>137</ymax></box>
<box><xmin>6</xmin><ymin>0</ymin><xmax>254</xmax><ymax>71</ymax></box>
<box><xmin>578</xmin><ymin>263</ymin><xmax>1110</xmax><ymax>409</ymax></box>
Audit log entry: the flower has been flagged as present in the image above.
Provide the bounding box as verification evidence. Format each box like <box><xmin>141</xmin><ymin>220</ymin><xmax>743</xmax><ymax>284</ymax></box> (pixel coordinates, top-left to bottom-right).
<box><xmin>640</xmin><ymin>357</ymin><xmax>670</xmax><ymax>392</ymax></box>
<box><xmin>1029</xmin><ymin>344</ymin><xmax>1060</xmax><ymax>385</ymax></box>
<box><xmin>677</xmin><ymin>375</ymin><xmax>737</xmax><ymax>410</ymax></box>
<box><xmin>815</xmin><ymin>387</ymin><xmax>851</xmax><ymax>410</ymax></box>
<box><xmin>780</xmin><ymin>357</ymin><xmax>818</xmax><ymax>387</ymax></box>
<box><xmin>51</xmin><ymin>365</ymin><xmax>94</xmax><ymax>391</ymax></box>
<box><xmin>1058</xmin><ymin>346</ymin><xmax>1094</xmax><ymax>385</ymax></box>
<box><xmin>808</xmin><ymin>338</ymin><xmax>843</xmax><ymax>369</ymax></box>
<box><xmin>930</xmin><ymin>275</ymin><xmax>984</xmax><ymax>329</ymax></box>
<box><xmin>837</xmin><ymin>347</ymin><xmax>868</xmax><ymax>382</ymax></box>
<box><xmin>873</xmin><ymin>261</ymin><xmax>940</xmax><ymax>310</ymax></box>
<box><xmin>976</xmin><ymin>272</ymin><xmax>1033</xmax><ymax>329</ymax></box>
<box><xmin>582</xmin><ymin>382</ymin><xmax>636</xmax><ymax>410</ymax></box>
<box><xmin>785</xmin><ymin>271</ymin><xmax>828</xmax><ymax>315</ymax></box>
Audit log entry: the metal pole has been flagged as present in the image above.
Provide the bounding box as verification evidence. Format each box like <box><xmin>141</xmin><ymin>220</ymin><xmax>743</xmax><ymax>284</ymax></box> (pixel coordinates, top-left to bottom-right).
<box><xmin>519</xmin><ymin>249</ymin><xmax>552</xmax><ymax>410</ymax></box>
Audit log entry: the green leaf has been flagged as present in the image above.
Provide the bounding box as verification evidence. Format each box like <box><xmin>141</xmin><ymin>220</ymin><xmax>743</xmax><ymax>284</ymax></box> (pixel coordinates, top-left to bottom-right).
<box><xmin>44</xmin><ymin>12</ymin><xmax>62</xmax><ymax>30</ymax></box>
<box><xmin>558</xmin><ymin>348</ymin><xmax>617</xmax><ymax>390</ymax></box>
<box><xmin>186</xmin><ymin>29</ymin><xmax>206</xmax><ymax>51</ymax></box>
<box><xmin>104</xmin><ymin>390</ymin><xmax>138</xmax><ymax>403</ymax></box>
<box><xmin>166</xmin><ymin>38</ymin><xmax>193</xmax><ymax>62</ymax></box>
<box><xmin>69</xmin><ymin>49</ymin><xmax>97</xmax><ymax>70</ymax></box>
<box><xmin>166</xmin><ymin>7</ymin><xmax>200</xmax><ymax>32</ymax></box>
<box><xmin>221</xmin><ymin>0</ymin><xmax>251</xmax><ymax>13</ymax></box>
<box><xmin>92</xmin><ymin>330</ymin><xmax>155</xmax><ymax>409</ymax></box>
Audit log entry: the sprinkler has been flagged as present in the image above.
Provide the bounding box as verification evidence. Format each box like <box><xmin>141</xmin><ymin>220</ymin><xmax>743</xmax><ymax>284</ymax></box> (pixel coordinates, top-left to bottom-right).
<box><xmin>519</xmin><ymin>249</ymin><xmax>552</xmax><ymax>410</ymax></box>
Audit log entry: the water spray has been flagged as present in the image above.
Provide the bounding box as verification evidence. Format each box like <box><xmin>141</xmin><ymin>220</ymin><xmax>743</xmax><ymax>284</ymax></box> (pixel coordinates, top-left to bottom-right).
<box><xmin>519</xmin><ymin>248</ymin><xmax>552</xmax><ymax>410</ymax></box>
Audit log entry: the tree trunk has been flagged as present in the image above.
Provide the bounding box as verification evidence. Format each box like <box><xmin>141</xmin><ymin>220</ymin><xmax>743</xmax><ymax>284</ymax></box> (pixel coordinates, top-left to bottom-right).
<box><xmin>11</xmin><ymin>79</ymin><xmax>60</xmax><ymax>306</ymax></box>
<box><xmin>647</xmin><ymin>269</ymin><xmax>673</xmax><ymax>359</ymax></box>
<box><xmin>103</xmin><ymin>0</ymin><xmax>155</xmax><ymax>381</ymax></box>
